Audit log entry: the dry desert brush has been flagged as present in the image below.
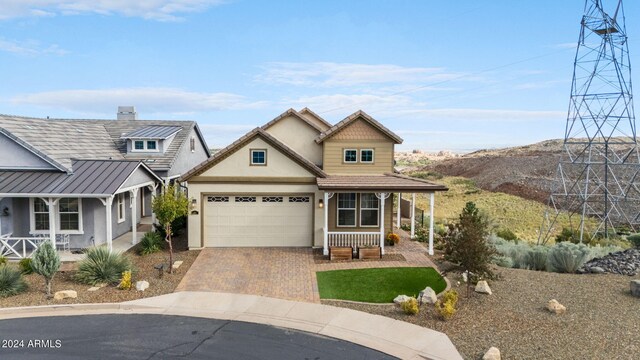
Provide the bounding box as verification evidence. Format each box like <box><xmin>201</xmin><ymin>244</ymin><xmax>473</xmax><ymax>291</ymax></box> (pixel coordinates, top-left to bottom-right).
<box><xmin>30</xmin><ymin>240</ymin><xmax>61</xmax><ymax>297</ymax></box>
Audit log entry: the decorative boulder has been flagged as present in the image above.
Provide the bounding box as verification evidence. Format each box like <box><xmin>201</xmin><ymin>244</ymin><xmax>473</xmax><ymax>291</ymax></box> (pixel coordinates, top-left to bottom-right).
<box><xmin>172</xmin><ymin>261</ymin><xmax>183</xmax><ymax>270</ymax></box>
<box><xmin>462</xmin><ymin>271</ymin><xmax>468</xmax><ymax>283</ymax></box>
<box><xmin>393</xmin><ymin>295</ymin><xmax>411</xmax><ymax>304</ymax></box>
<box><xmin>483</xmin><ymin>347</ymin><xmax>501</xmax><ymax>360</ymax></box>
<box><xmin>475</xmin><ymin>281</ymin><xmax>492</xmax><ymax>295</ymax></box>
<box><xmin>87</xmin><ymin>286</ymin><xmax>101</xmax><ymax>292</ymax></box>
<box><xmin>54</xmin><ymin>290</ymin><xmax>77</xmax><ymax>300</ymax></box>
<box><xmin>136</xmin><ymin>281</ymin><xmax>150</xmax><ymax>292</ymax></box>
<box><xmin>590</xmin><ymin>266</ymin><xmax>606</xmax><ymax>274</ymax></box>
<box><xmin>546</xmin><ymin>299</ymin><xmax>567</xmax><ymax>314</ymax></box>
<box><xmin>631</xmin><ymin>280</ymin><xmax>640</xmax><ymax>297</ymax></box>
<box><xmin>418</xmin><ymin>287</ymin><xmax>437</xmax><ymax>305</ymax></box>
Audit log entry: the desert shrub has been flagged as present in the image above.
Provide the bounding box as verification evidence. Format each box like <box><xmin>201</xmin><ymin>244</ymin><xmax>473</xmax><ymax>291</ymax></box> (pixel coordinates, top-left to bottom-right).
<box><xmin>118</xmin><ymin>270</ymin><xmax>132</xmax><ymax>290</ymax></box>
<box><xmin>627</xmin><ymin>234</ymin><xmax>640</xmax><ymax>248</ymax></box>
<box><xmin>19</xmin><ymin>258</ymin><xmax>33</xmax><ymax>274</ymax></box>
<box><xmin>496</xmin><ymin>228</ymin><xmax>518</xmax><ymax>242</ymax></box>
<box><xmin>555</xmin><ymin>227</ymin><xmax>579</xmax><ymax>244</ymax></box>
<box><xmin>31</xmin><ymin>241</ymin><xmax>61</xmax><ymax>296</ymax></box>
<box><xmin>526</xmin><ymin>246</ymin><xmax>549</xmax><ymax>271</ymax></box>
<box><xmin>435</xmin><ymin>290</ymin><xmax>458</xmax><ymax>321</ymax></box>
<box><xmin>408</xmin><ymin>171</ymin><xmax>443</xmax><ymax>180</ymax></box>
<box><xmin>139</xmin><ymin>232</ymin><xmax>163</xmax><ymax>255</ymax></box>
<box><xmin>587</xmin><ymin>245</ymin><xmax>623</xmax><ymax>261</ymax></box>
<box><xmin>434</xmin><ymin>223</ymin><xmax>448</xmax><ymax>236</ymax></box>
<box><xmin>0</xmin><ymin>256</ymin><xmax>7</xmax><ymax>266</ymax></box>
<box><xmin>400</xmin><ymin>223</ymin><xmax>410</xmax><ymax>231</ymax></box>
<box><xmin>490</xmin><ymin>235</ymin><xmax>530</xmax><ymax>269</ymax></box>
<box><xmin>493</xmin><ymin>255</ymin><xmax>514</xmax><ymax>268</ymax></box>
<box><xmin>414</xmin><ymin>227</ymin><xmax>428</xmax><ymax>242</ymax></box>
<box><xmin>75</xmin><ymin>247</ymin><xmax>132</xmax><ymax>285</ymax></box>
<box><xmin>548</xmin><ymin>242</ymin><xmax>591</xmax><ymax>273</ymax></box>
<box><xmin>0</xmin><ymin>266</ymin><xmax>27</xmax><ymax>298</ymax></box>
<box><xmin>401</xmin><ymin>297</ymin><xmax>419</xmax><ymax>315</ymax></box>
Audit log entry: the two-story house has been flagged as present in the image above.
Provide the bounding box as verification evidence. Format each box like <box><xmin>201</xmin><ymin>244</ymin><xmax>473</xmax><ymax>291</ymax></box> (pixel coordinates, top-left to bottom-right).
<box><xmin>181</xmin><ymin>108</ymin><xmax>447</xmax><ymax>256</ymax></box>
<box><xmin>0</xmin><ymin>107</ymin><xmax>210</xmax><ymax>258</ymax></box>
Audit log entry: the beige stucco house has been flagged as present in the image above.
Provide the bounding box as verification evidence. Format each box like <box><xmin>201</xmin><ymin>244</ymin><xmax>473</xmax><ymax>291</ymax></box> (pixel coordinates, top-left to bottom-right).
<box><xmin>181</xmin><ymin>108</ymin><xmax>447</xmax><ymax>255</ymax></box>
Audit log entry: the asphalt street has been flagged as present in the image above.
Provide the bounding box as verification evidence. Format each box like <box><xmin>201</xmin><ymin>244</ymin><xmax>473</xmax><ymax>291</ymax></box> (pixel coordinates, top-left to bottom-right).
<box><xmin>0</xmin><ymin>314</ymin><xmax>395</xmax><ymax>359</ymax></box>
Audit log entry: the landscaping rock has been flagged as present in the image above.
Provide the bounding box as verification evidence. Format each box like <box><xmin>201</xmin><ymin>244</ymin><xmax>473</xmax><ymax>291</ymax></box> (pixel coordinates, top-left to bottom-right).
<box><xmin>418</xmin><ymin>287</ymin><xmax>437</xmax><ymax>305</ymax></box>
<box><xmin>87</xmin><ymin>286</ymin><xmax>101</xmax><ymax>292</ymax></box>
<box><xmin>546</xmin><ymin>299</ymin><xmax>567</xmax><ymax>314</ymax></box>
<box><xmin>475</xmin><ymin>281</ymin><xmax>492</xmax><ymax>295</ymax></box>
<box><xmin>462</xmin><ymin>271</ymin><xmax>468</xmax><ymax>283</ymax></box>
<box><xmin>136</xmin><ymin>281</ymin><xmax>149</xmax><ymax>292</ymax></box>
<box><xmin>578</xmin><ymin>248</ymin><xmax>640</xmax><ymax>276</ymax></box>
<box><xmin>483</xmin><ymin>347</ymin><xmax>501</xmax><ymax>360</ymax></box>
<box><xmin>393</xmin><ymin>295</ymin><xmax>410</xmax><ymax>304</ymax></box>
<box><xmin>172</xmin><ymin>261</ymin><xmax>183</xmax><ymax>270</ymax></box>
<box><xmin>631</xmin><ymin>280</ymin><xmax>640</xmax><ymax>297</ymax></box>
<box><xmin>590</xmin><ymin>266</ymin><xmax>605</xmax><ymax>274</ymax></box>
<box><xmin>54</xmin><ymin>290</ymin><xmax>77</xmax><ymax>300</ymax></box>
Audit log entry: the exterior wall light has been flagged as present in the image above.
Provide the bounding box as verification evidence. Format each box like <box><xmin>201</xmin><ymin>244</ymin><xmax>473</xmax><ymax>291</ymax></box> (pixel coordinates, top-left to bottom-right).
<box><xmin>318</xmin><ymin>199</ymin><xmax>324</xmax><ymax>208</ymax></box>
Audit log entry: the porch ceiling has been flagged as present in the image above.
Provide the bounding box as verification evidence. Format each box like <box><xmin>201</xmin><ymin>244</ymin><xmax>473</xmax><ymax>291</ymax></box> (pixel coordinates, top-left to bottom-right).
<box><xmin>316</xmin><ymin>173</ymin><xmax>448</xmax><ymax>192</ymax></box>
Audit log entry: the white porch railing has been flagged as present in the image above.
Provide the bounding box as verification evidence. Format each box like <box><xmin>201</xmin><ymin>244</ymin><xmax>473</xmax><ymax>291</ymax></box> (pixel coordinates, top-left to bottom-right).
<box><xmin>327</xmin><ymin>231</ymin><xmax>380</xmax><ymax>251</ymax></box>
<box><xmin>0</xmin><ymin>235</ymin><xmax>49</xmax><ymax>260</ymax></box>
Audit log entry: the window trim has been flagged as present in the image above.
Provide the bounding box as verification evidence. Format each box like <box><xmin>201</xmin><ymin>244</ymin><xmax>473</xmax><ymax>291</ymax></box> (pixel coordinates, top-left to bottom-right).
<box><xmin>250</xmin><ymin>148</ymin><xmax>267</xmax><ymax>166</ymax></box>
<box><xmin>343</xmin><ymin>149</ymin><xmax>358</xmax><ymax>163</ymax></box>
<box><xmin>359</xmin><ymin>193</ymin><xmax>379</xmax><ymax>227</ymax></box>
<box><xmin>130</xmin><ymin>139</ymin><xmax>160</xmax><ymax>152</ymax></box>
<box><xmin>29</xmin><ymin>197</ymin><xmax>84</xmax><ymax>235</ymax></box>
<box><xmin>117</xmin><ymin>193</ymin><xmax>126</xmax><ymax>223</ymax></box>
<box><xmin>336</xmin><ymin>193</ymin><xmax>357</xmax><ymax>227</ymax></box>
<box><xmin>360</xmin><ymin>149</ymin><xmax>375</xmax><ymax>164</ymax></box>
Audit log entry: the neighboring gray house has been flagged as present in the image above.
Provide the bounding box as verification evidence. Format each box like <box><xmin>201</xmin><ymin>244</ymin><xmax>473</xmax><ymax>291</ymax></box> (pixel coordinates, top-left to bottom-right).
<box><xmin>0</xmin><ymin>107</ymin><xmax>210</xmax><ymax>258</ymax></box>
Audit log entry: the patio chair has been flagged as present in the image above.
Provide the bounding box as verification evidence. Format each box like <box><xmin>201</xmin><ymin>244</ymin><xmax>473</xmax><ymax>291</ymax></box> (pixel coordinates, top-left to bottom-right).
<box><xmin>56</xmin><ymin>234</ymin><xmax>70</xmax><ymax>252</ymax></box>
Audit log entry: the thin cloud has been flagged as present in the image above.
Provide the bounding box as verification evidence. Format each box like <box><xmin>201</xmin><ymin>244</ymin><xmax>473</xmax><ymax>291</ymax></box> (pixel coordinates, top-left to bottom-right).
<box><xmin>0</xmin><ymin>38</ymin><xmax>68</xmax><ymax>56</ymax></box>
<box><xmin>11</xmin><ymin>87</ymin><xmax>267</xmax><ymax>115</ymax></box>
<box><xmin>257</xmin><ymin>62</ymin><xmax>466</xmax><ymax>88</ymax></box>
<box><xmin>0</xmin><ymin>0</ymin><xmax>225</xmax><ymax>21</ymax></box>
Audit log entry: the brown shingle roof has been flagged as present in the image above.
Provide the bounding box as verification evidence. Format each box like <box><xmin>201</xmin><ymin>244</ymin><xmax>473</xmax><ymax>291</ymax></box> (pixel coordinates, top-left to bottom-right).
<box><xmin>316</xmin><ymin>173</ymin><xmax>447</xmax><ymax>192</ymax></box>
<box><xmin>261</xmin><ymin>108</ymin><xmax>324</xmax><ymax>133</ymax></box>
<box><xmin>315</xmin><ymin>110</ymin><xmax>403</xmax><ymax>144</ymax></box>
<box><xmin>181</xmin><ymin>127</ymin><xmax>326</xmax><ymax>181</ymax></box>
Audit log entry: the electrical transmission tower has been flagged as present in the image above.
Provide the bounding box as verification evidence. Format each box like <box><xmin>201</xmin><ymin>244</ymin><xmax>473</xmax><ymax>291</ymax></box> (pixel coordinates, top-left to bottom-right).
<box><xmin>539</xmin><ymin>0</ymin><xmax>638</xmax><ymax>244</ymax></box>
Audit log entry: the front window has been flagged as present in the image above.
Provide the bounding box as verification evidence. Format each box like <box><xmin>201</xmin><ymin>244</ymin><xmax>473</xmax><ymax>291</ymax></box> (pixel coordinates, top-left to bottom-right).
<box><xmin>59</xmin><ymin>198</ymin><xmax>80</xmax><ymax>230</ymax></box>
<box><xmin>361</xmin><ymin>149</ymin><xmax>374</xmax><ymax>163</ymax></box>
<box><xmin>344</xmin><ymin>149</ymin><xmax>357</xmax><ymax>163</ymax></box>
<box><xmin>337</xmin><ymin>193</ymin><xmax>356</xmax><ymax>227</ymax></box>
<box><xmin>33</xmin><ymin>198</ymin><xmax>49</xmax><ymax>231</ymax></box>
<box><xmin>134</xmin><ymin>140</ymin><xmax>144</xmax><ymax>150</ymax></box>
<box><xmin>251</xmin><ymin>149</ymin><xmax>267</xmax><ymax>165</ymax></box>
<box><xmin>146</xmin><ymin>140</ymin><xmax>157</xmax><ymax>150</ymax></box>
<box><xmin>360</xmin><ymin>194</ymin><xmax>379</xmax><ymax>226</ymax></box>
<box><xmin>117</xmin><ymin>193</ymin><xmax>126</xmax><ymax>223</ymax></box>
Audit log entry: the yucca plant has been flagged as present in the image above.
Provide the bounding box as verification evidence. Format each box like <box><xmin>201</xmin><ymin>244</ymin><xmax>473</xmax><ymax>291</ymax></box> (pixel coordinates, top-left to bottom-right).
<box><xmin>0</xmin><ymin>265</ymin><xmax>28</xmax><ymax>298</ymax></box>
<box><xmin>139</xmin><ymin>232</ymin><xmax>163</xmax><ymax>255</ymax></box>
<box><xmin>75</xmin><ymin>247</ymin><xmax>132</xmax><ymax>285</ymax></box>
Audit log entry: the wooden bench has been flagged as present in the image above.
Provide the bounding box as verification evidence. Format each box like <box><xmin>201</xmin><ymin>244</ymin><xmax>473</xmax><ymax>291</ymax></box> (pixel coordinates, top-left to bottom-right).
<box><xmin>329</xmin><ymin>246</ymin><xmax>353</xmax><ymax>261</ymax></box>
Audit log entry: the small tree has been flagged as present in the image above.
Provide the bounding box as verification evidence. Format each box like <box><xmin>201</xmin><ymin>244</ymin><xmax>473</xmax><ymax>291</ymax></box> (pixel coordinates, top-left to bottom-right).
<box><xmin>152</xmin><ymin>184</ymin><xmax>189</xmax><ymax>274</ymax></box>
<box><xmin>443</xmin><ymin>202</ymin><xmax>496</xmax><ymax>295</ymax></box>
<box><xmin>31</xmin><ymin>241</ymin><xmax>61</xmax><ymax>297</ymax></box>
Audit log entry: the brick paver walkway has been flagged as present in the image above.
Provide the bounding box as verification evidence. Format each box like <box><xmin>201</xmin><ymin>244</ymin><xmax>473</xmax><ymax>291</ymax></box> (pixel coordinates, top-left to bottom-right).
<box><xmin>177</xmin><ymin>229</ymin><xmax>439</xmax><ymax>303</ymax></box>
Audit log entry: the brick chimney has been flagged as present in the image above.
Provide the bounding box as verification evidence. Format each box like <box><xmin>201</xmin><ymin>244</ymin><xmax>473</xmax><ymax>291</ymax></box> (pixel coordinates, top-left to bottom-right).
<box><xmin>117</xmin><ymin>106</ymin><xmax>137</xmax><ymax>120</ymax></box>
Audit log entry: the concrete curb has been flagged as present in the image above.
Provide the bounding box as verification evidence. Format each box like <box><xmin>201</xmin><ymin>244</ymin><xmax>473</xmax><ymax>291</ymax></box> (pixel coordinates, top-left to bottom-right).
<box><xmin>0</xmin><ymin>291</ymin><xmax>462</xmax><ymax>360</ymax></box>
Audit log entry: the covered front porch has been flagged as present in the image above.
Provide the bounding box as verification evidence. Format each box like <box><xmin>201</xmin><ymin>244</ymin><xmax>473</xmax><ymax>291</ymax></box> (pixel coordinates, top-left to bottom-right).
<box><xmin>317</xmin><ymin>174</ymin><xmax>448</xmax><ymax>256</ymax></box>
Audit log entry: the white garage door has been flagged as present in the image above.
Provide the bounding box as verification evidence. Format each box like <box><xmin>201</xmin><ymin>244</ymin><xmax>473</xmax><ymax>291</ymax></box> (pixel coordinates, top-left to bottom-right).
<box><xmin>203</xmin><ymin>194</ymin><xmax>313</xmax><ymax>247</ymax></box>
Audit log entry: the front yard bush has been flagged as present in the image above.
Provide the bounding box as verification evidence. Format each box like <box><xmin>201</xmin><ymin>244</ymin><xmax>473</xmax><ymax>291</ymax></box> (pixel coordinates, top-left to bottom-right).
<box><xmin>0</xmin><ymin>256</ymin><xmax>7</xmax><ymax>266</ymax></box>
<box><xmin>548</xmin><ymin>242</ymin><xmax>591</xmax><ymax>273</ymax></box>
<box><xmin>19</xmin><ymin>258</ymin><xmax>33</xmax><ymax>274</ymax></box>
<box><xmin>31</xmin><ymin>241</ymin><xmax>61</xmax><ymax>297</ymax></box>
<box><xmin>139</xmin><ymin>232</ymin><xmax>163</xmax><ymax>255</ymax></box>
<box><xmin>118</xmin><ymin>270</ymin><xmax>132</xmax><ymax>290</ymax></box>
<box><xmin>75</xmin><ymin>247</ymin><xmax>132</xmax><ymax>285</ymax></box>
<box><xmin>526</xmin><ymin>245</ymin><xmax>549</xmax><ymax>271</ymax></box>
<box><xmin>435</xmin><ymin>289</ymin><xmax>459</xmax><ymax>321</ymax></box>
<box><xmin>401</xmin><ymin>297</ymin><xmax>419</xmax><ymax>315</ymax></box>
<box><xmin>0</xmin><ymin>265</ymin><xmax>27</xmax><ymax>298</ymax></box>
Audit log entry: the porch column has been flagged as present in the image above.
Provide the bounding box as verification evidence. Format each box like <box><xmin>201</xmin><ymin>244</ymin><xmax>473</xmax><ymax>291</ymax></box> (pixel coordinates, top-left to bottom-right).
<box><xmin>323</xmin><ymin>192</ymin><xmax>329</xmax><ymax>255</ymax></box>
<box><xmin>46</xmin><ymin>198</ymin><xmax>59</xmax><ymax>251</ymax></box>
<box><xmin>410</xmin><ymin>193</ymin><xmax>416</xmax><ymax>239</ymax></box>
<box><xmin>396</xmin><ymin>193</ymin><xmax>401</xmax><ymax>228</ymax></box>
<box><xmin>379</xmin><ymin>192</ymin><xmax>386</xmax><ymax>255</ymax></box>
<box><xmin>130</xmin><ymin>188</ymin><xmax>139</xmax><ymax>245</ymax></box>
<box><xmin>148</xmin><ymin>183</ymin><xmax>159</xmax><ymax>231</ymax></box>
<box><xmin>0</xmin><ymin>197</ymin><xmax>3</xmax><ymax>235</ymax></box>
<box><xmin>428</xmin><ymin>192</ymin><xmax>435</xmax><ymax>255</ymax></box>
<box><xmin>106</xmin><ymin>197</ymin><xmax>113</xmax><ymax>252</ymax></box>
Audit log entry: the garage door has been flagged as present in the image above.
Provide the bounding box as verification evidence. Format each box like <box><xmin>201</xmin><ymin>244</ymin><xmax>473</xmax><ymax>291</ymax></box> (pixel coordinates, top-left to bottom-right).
<box><xmin>203</xmin><ymin>195</ymin><xmax>313</xmax><ymax>247</ymax></box>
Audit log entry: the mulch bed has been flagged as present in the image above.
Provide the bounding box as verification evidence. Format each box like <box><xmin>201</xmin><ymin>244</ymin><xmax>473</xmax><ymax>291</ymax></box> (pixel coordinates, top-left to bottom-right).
<box><xmin>323</xmin><ymin>267</ymin><xmax>640</xmax><ymax>360</ymax></box>
<box><xmin>0</xmin><ymin>233</ymin><xmax>200</xmax><ymax>308</ymax></box>
<box><xmin>312</xmin><ymin>248</ymin><xmax>405</xmax><ymax>264</ymax></box>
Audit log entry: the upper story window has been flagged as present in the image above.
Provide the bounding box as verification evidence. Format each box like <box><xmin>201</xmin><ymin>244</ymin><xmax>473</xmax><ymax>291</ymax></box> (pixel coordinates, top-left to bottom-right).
<box><xmin>131</xmin><ymin>139</ymin><xmax>159</xmax><ymax>152</ymax></box>
<box><xmin>361</xmin><ymin>149</ymin><xmax>374</xmax><ymax>163</ymax></box>
<box><xmin>251</xmin><ymin>149</ymin><xmax>267</xmax><ymax>165</ymax></box>
<box><xmin>344</xmin><ymin>149</ymin><xmax>357</xmax><ymax>163</ymax></box>
<box><xmin>147</xmin><ymin>140</ymin><xmax>157</xmax><ymax>150</ymax></box>
<box><xmin>134</xmin><ymin>140</ymin><xmax>144</xmax><ymax>150</ymax></box>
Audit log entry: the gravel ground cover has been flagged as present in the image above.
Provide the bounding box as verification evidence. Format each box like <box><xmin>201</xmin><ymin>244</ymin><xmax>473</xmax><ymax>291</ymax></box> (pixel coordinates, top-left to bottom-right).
<box><xmin>324</xmin><ymin>267</ymin><xmax>640</xmax><ymax>360</ymax></box>
<box><xmin>0</xmin><ymin>234</ymin><xmax>199</xmax><ymax>308</ymax></box>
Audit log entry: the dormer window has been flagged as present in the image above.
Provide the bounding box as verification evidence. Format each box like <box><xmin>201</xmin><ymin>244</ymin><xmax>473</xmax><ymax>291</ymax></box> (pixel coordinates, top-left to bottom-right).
<box><xmin>147</xmin><ymin>140</ymin><xmax>157</xmax><ymax>150</ymax></box>
<box><xmin>120</xmin><ymin>125</ymin><xmax>182</xmax><ymax>154</ymax></box>
<box><xmin>134</xmin><ymin>140</ymin><xmax>144</xmax><ymax>150</ymax></box>
<box><xmin>131</xmin><ymin>139</ymin><xmax>158</xmax><ymax>152</ymax></box>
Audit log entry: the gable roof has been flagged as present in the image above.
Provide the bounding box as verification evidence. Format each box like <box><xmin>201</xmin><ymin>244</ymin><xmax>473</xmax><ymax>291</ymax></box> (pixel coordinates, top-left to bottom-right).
<box><xmin>315</xmin><ymin>110</ymin><xmax>403</xmax><ymax>144</ymax></box>
<box><xmin>181</xmin><ymin>127</ymin><xmax>326</xmax><ymax>181</ymax></box>
<box><xmin>0</xmin><ymin>159</ymin><xmax>161</xmax><ymax>196</ymax></box>
<box><xmin>0</xmin><ymin>114</ymin><xmax>210</xmax><ymax>173</ymax></box>
<box><xmin>121</xmin><ymin>125</ymin><xmax>182</xmax><ymax>139</ymax></box>
<box><xmin>298</xmin><ymin>107</ymin><xmax>333</xmax><ymax>130</ymax></box>
<box><xmin>261</xmin><ymin>108</ymin><xmax>324</xmax><ymax>133</ymax></box>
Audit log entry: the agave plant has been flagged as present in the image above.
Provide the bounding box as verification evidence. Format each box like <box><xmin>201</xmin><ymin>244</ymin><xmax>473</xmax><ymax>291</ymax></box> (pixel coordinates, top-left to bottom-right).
<box><xmin>75</xmin><ymin>247</ymin><xmax>132</xmax><ymax>285</ymax></box>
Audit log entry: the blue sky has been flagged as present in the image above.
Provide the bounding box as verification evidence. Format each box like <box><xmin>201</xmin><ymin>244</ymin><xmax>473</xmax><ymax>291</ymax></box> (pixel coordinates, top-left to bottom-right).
<box><xmin>1</xmin><ymin>0</ymin><xmax>638</xmax><ymax>152</ymax></box>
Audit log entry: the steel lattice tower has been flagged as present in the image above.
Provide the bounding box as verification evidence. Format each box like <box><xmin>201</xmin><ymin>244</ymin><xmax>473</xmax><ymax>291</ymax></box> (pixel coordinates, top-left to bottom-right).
<box><xmin>539</xmin><ymin>0</ymin><xmax>637</xmax><ymax>244</ymax></box>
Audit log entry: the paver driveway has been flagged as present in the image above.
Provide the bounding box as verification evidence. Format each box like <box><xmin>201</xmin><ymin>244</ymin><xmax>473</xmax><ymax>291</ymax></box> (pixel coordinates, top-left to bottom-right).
<box><xmin>176</xmin><ymin>248</ymin><xmax>320</xmax><ymax>303</ymax></box>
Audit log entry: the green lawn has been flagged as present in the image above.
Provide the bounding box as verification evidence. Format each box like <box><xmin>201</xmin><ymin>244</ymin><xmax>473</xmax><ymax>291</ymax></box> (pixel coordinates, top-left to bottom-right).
<box><xmin>316</xmin><ymin>267</ymin><xmax>446</xmax><ymax>303</ymax></box>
